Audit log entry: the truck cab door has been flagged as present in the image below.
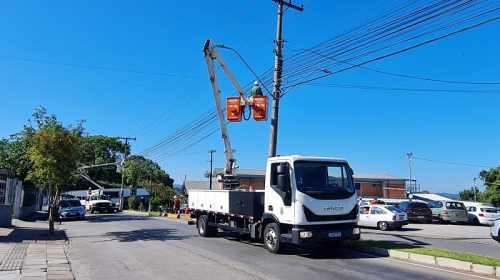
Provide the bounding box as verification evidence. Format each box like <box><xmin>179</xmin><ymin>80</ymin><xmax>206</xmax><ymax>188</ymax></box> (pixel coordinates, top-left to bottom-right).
<box><xmin>265</xmin><ymin>162</ymin><xmax>294</xmax><ymax>224</ymax></box>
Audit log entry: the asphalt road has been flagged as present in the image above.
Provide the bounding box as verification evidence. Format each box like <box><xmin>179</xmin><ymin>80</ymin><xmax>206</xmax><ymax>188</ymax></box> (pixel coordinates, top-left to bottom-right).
<box><xmin>59</xmin><ymin>213</ymin><xmax>496</xmax><ymax>280</ymax></box>
<box><xmin>361</xmin><ymin>222</ymin><xmax>500</xmax><ymax>258</ymax></box>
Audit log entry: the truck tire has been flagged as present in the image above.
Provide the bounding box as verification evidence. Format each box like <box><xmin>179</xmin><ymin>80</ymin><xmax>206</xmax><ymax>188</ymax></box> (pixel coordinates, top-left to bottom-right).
<box><xmin>264</xmin><ymin>223</ymin><xmax>284</xmax><ymax>254</ymax></box>
<box><xmin>197</xmin><ymin>215</ymin><xmax>217</xmax><ymax>237</ymax></box>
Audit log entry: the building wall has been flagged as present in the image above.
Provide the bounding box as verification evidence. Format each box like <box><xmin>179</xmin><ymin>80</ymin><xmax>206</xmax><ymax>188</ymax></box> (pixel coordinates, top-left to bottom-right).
<box><xmin>357</xmin><ymin>182</ymin><xmax>406</xmax><ymax>199</ymax></box>
<box><xmin>240</xmin><ymin>178</ymin><xmax>265</xmax><ymax>190</ymax></box>
<box><xmin>358</xmin><ymin>183</ymin><xmax>383</xmax><ymax>197</ymax></box>
<box><xmin>216</xmin><ymin>177</ymin><xmax>266</xmax><ymax>190</ymax></box>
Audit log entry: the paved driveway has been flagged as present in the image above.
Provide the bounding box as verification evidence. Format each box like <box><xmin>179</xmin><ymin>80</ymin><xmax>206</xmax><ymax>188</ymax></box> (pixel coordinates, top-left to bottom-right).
<box><xmin>361</xmin><ymin>222</ymin><xmax>499</xmax><ymax>258</ymax></box>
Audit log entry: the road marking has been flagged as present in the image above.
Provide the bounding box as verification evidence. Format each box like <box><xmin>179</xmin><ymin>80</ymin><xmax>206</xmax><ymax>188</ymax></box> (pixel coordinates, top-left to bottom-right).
<box><xmin>337</xmin><ymin>248</ymin><xmax>496</xmax><ymax>280</ymax></box>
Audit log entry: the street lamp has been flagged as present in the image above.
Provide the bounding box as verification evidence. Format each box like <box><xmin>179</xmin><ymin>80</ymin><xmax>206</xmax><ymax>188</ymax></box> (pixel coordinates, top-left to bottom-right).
<box><xmin>406</xmin><ymin>152</ymin><xmax>413</xmax><ymax>198</ymax></box>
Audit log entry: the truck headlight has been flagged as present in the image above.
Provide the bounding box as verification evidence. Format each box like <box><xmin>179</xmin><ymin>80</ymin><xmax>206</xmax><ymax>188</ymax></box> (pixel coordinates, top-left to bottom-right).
<box><xmin>299</xmin><ymin>231</ymin><xmax>313</xmax><ymax>238</ymax></box>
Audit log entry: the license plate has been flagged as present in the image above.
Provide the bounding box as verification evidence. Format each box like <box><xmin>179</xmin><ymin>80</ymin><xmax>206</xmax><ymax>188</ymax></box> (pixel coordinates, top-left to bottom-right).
<box><xmin>328</xmin><ymin>231</ymin><xmax>341</xmax><ymax>238</ymax></box>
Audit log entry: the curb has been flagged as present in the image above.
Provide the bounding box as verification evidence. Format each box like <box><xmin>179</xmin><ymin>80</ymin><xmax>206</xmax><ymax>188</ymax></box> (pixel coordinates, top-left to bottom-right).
<box><xmin>346</xmin><ymin>244</ymin><xmax>499</xmax><ymax>278</ymax></box>
<box><xmin>161</xmin><ymin>213</ymin><xmax>195</xmax><ymax>222</ymax></box>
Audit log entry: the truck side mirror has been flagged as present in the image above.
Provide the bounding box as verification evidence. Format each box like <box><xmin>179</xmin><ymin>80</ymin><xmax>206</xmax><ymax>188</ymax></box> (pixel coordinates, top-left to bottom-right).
<box><xmin>277</xmin><ymin>163</ymin><xmax>290</xmax><ymax>193</ymax></box>
<box><xmin>277</xmin><ymin>174</ymin><xmax>289</xmax><ymax>191</ymax></box>
<box><xmin>277</xmin><ymin>163</ymin><xmax>289</xmax><ymax>174</ymax></box>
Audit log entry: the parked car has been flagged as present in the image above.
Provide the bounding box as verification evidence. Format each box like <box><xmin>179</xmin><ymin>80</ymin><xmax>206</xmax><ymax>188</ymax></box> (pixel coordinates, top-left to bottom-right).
<box><xmin>358</xmin><ymin>204</ymin><xmax>408</xmax><ymax>231</ymax></box>
<box><xmin>396</xmin><ymin>200</ymin><xmax>433</xmax><ymax>223</ymax></box>
<box><xmin>467</xmin><ymin>206</ymin><xmax>500</xmax><ymax>225</ymax></box>
<box><xmin>491</xmin><ymin>217</ymin><xmax>500</xmax><ymax>242</ymax></box>
<box><xmin>429</xmin><ymin>200</ymin><xmax>468</xmax><ymax>224</ymax></box>
<box><xmin>57</xmin><ymin>199</ymin><xmax>85</xmax><ymax>221</ymax></box>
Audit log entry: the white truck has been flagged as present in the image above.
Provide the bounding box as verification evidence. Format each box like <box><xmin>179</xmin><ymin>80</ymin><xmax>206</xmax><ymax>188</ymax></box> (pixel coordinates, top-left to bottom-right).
<box><xmin>85</xmin><ymin>189</ymin><xmax>116</xmax><ymax>213</ymax></box>
<box><xmin>189</xmin><ymin>155</ymin><xmax>360</xmax><ymax>253</ymax></box>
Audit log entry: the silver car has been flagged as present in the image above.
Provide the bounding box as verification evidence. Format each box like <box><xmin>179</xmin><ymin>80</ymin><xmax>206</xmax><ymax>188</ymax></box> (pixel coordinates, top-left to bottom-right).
<box><xmin>429</xmin><ymin>200</ymin><xmax>468</xmax><ymax>224</ymax></box>
<box><xmin>58</xmin><ymin>199</ymin><xmax>85</xmax><ymax>221</ymax></box>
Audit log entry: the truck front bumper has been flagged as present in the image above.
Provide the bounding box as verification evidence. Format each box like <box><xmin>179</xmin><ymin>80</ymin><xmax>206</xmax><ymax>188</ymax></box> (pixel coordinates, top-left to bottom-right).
<box><xmin>284</xmin><ymin>224</ymin><xmax>361</xmax><ymax>245</ymax></box>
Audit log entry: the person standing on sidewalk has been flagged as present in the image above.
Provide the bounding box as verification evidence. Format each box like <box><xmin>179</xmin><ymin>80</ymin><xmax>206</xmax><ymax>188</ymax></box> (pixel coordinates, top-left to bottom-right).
<box><xmin>172</xmin><ymin>196</ymin><xmax>181</xmax><ymax>218</ymax></box>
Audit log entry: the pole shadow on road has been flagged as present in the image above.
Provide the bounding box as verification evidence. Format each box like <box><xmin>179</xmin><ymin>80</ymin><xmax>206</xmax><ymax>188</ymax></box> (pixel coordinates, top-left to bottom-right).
<box><xmin>84</xmin><ymin>213</ymin><xmax>152</xmax><ymax>223</ymax></box>
<box><xmin>102</xmin><ymin>228</ymin><xmax>191</xmax><ymax>242</ymax></box>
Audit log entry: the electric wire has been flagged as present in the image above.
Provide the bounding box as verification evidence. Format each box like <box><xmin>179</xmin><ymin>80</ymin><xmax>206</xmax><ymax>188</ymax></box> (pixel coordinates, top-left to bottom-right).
<box><xmin>281</xmin><ymin>14</ymin><xmax>500</xmax><ymax>94</ymax></box>
<box><xmin>138</xmin><ymin>1</ymin><xmax>500</xmax><ymax>161</ymax></box>
<box><xmin>304</xmin><ymin>82</ymin><xmax>500</xmax><ymax>94</ymax></box>
<box><xmin>413</xmin><ymin>157</ymin><xmax>491</xmax><ymax>168</ymax></box>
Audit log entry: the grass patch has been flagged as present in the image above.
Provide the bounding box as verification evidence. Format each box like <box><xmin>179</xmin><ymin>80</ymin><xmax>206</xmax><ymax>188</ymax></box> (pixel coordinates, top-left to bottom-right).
<box><xmin>352</xmin><ymin>240</ymin><xmax>500</xmax><ymax>267</ymax></box>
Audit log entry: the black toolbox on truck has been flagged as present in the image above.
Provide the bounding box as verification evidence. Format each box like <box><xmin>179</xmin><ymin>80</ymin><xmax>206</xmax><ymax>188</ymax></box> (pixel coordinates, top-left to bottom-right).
<box><xmin>228</xmin><ymin>191</ymin><xmax>265</xmax><ymax>219</ymax></box>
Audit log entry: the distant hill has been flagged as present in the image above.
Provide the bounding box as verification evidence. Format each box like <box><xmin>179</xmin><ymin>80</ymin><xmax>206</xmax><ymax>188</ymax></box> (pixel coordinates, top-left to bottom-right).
<box><xmin>436</xmin><ymin>193</ymin><xmax>460</xmax><ymax>200</ymax></box>
<box><xmin>173</xmin><ymin>184</ymin><xmax>183</xmax><ymax>192</ymax></box>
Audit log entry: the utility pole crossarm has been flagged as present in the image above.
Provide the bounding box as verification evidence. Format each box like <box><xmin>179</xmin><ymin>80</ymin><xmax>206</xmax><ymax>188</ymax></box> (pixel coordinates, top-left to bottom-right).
<box><xmin>273</xmin><ymin>0</ymin><xmax>304</xmax><ymax>11</ymax></box>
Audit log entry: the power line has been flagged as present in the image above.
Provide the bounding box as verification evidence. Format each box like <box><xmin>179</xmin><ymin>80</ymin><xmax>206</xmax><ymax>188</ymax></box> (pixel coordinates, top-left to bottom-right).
<box><xmin>0</xmin><ymin>55</ymin><xmax>203</xmax><ymax>78</ymax></box>
<box><xmin>413</xmin><ymin>156</ymin><xmax>491</xmax><ymax>168</ymax></box>
<box><xmin>288</xmin><ymin>46</ymin><xmax>500</xmax><ymax>85</ymax></box>
<box><xmin>282</xmin><ymin>14</ymin><xmax>500</xmax><ymax>94</ymax></box>
<box><xmin>304</xmin><ymin>82</ymin><xmax>500</xmax><ymax>94</ymax></box>
<box><xmin>137</xmin><ymin>2</ymin><xmax>500</xmax><ymax>162</ymax></box>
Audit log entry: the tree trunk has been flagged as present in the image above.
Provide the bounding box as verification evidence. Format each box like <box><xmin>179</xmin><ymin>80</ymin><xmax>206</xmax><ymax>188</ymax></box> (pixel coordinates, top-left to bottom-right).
<box><xmin>48</xmin><ymin>182</ymin><xmax>54</xmax><ymax>234</ymax></box>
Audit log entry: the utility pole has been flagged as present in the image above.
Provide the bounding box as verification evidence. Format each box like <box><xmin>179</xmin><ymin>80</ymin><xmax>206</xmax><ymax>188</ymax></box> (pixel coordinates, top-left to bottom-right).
<box><xmin>208</xmin><ymin>149</ymin><xmax>216</xmax><ymax>190</ymax></box>
<box><xmin>268</xmin><ymin>0</ymin><xmax>303</xmax><ymax>157</ymax></box>
<box><xmin>473</xmin><ymin>177</ymin><xmax>477</xmax><ymax>202</ymax></box>
<box><xmin>406</xmin><ymin>152</ymin><xmax>413</xmax><ymax>199</ymax></box>
<box><xmin>118</xmin><ymin>136</ymin><xmax>136</xmax><ymax>210</ymax></box>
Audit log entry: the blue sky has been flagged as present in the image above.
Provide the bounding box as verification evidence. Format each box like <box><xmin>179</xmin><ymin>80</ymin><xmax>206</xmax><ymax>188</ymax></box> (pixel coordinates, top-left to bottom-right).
<box><xmin>1</xmin><ymin>1</ymin><xmax>499</xmax><ymax>193</ymax></box>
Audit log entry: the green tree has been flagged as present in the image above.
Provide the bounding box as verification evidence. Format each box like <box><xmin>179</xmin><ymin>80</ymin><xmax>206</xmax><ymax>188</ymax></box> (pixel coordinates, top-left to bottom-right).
<box><xmin>458</xmin><ymin>187</ymin><xmax>484</xmax><ymax>202</ymax></box>
<box><xmin>123</xmin><ymin>155</ymin><xmax>174</xmax><ymax>212</ymax></box>
<box><xmin>77</xmin><ymin>135</ymin><xmax>126</xmax><ymax>188</ymax></box>
<box><xmin>479</xmin><ymin>167</ymin><xmax>500</xmax><ymax>207</ymax></box>
<box><xmin>0</xmin><ymin>131</ymin><xmax>33</xmax><ymax>181</ymax></box>
<box><xmin>27</xmin><ymin>108</ymin><xmax>82</xmax><ymax>233</ymax></box>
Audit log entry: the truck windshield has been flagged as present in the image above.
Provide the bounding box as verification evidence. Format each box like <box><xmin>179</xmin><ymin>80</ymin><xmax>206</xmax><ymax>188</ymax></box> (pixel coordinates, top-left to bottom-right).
<box><xmin>294</xmin><ymin>161</ymin><xmax>354</xmax><ymax>199</ymax></box>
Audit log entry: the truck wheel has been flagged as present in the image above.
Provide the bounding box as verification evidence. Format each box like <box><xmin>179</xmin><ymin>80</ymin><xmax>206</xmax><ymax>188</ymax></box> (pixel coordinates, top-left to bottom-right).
<box><xmin>197</xmin><ymin>215</ymin><xmax>216</xmax><ymax>237</ymax></box>
<box><xmin>264</xmin><ymin>223</ymin><xmax>284</xmax><ymax>254</ymax></box>
<box><xmin>377</xmin><ymin>221</ymin><xmax>388</xmax><ymax>231</ymax></box>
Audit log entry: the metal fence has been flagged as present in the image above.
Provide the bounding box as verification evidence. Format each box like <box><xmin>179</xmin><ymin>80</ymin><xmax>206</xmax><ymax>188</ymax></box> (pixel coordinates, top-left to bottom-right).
<box><xmin>0</xmin><ymin>170</ymin><xmax>15</xmax><ymax>205</ymax></box>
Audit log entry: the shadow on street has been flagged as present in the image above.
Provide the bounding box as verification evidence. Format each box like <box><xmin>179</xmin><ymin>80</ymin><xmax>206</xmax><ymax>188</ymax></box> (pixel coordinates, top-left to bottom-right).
<box><xmin>102</xmin><ymin>228</ymin><xmax>190</xmax><ymax>242</ymax></box>
<box><xmin>84</xmin><ymin>213</ymin><xmax>152</xmax><ymax>223</ymax></box>
<box><xmin>0</xmin><ymin>226</ymin><xmax>67</xmax><ymax>243</ymax></box>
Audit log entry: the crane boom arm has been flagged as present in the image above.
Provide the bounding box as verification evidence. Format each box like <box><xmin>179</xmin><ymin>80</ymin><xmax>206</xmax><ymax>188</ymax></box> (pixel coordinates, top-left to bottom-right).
<box><xmin>203</xmin><ymin>39</ymin><xmax>253</xmax><ymax>178</ymax></box>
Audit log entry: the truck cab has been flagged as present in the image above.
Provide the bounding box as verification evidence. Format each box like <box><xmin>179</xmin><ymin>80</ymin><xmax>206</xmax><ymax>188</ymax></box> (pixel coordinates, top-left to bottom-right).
<box><xmin>262</xmin><ymin>156</ymin><xmax>359</xmax><ymax>252</ymax></box>
<box><xmin>85</xmin><ymin>192</ymin><xmax>114</xmax><ymax>214</ymax></box>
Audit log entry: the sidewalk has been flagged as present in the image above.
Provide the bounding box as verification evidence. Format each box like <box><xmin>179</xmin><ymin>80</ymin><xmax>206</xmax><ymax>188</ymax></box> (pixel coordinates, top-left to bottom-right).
<box><xmin>0</xmin><ymin>213</ymin><xmax>74</xmax><ymax>280</ymax></box>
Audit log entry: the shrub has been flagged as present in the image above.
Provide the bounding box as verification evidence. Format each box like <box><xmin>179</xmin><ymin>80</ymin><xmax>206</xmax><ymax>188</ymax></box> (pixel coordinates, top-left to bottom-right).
<box><xmin>128</xmin><ymin>195</ymin><xmax>136</xmax><ymax>210</ymax></box>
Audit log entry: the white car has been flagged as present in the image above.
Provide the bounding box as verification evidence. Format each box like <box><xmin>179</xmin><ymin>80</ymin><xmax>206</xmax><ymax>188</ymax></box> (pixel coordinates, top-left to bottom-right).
<box><xmin>467</xmin><ymin>206</ymin><xmax>500</xmax><ymax>225</ymax></box>
<box><xmin>491</xmin><ymin>218</ymin><xmax>500</xmax><ymax>242</ymax></box>
<box><xmin>358</xmin><ymin>205</ymin><xmax>408</xmax><ymax>231</ymax></box>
